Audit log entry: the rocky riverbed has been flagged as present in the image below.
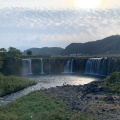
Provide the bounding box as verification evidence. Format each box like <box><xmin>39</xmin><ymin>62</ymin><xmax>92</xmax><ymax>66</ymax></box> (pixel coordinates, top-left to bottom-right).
<box><xmin>40</xmin><ymin>81</ymin><xmax>120</xmax><ymax>120</ymax></box>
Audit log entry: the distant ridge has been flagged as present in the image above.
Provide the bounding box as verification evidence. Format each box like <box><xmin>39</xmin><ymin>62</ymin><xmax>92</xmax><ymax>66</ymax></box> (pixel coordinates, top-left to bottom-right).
<box><xmin>24</xmin><ymin>47</ymin><xmax>64</xmax><ymax>55</ymax></box>
<box><xmin>24</xmin><ymin>35</ymin><xmax>120</xmax><ymax>56</ymax></box>
<box><xmin>61</xmin><ymin>35</ymin><xmax>120</xmax><ymax>55</ymax></box>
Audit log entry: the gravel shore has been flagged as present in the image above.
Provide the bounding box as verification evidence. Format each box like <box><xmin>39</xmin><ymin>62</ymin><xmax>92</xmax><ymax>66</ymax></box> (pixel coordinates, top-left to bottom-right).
<box><xmin>40</xmin><ymin>81</ymin><xmax>120</xmax><ymax>120</ymax></box>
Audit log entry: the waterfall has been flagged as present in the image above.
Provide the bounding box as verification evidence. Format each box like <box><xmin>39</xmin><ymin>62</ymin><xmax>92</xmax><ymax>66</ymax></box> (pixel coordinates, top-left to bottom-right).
<box><xmin>49</xmin><ymin>59</ymin><xmax>51</xmax><ymax>73</ymax></box>
<box><xmin>63</xmin><ymin>59</ymin><xmax>73</xmax><ymax>73</ymax></box>
<box><xmin>22</xmin><ymin>59</ymin><xmax>32</xmax><ymax>75</ymax></box>
<box><xmin>85</xmin><ymin>58</ymin><xmax>113</xmax><ymax>76</ymax></box>
<box><xmin>29</xmin><ymin>59</ymin><xmax>32</xmax><ymax>74</ymax></box>
<box><xmin>70</xmin><ymin>59</ymin><xmax>73</xmax><ymax>73</ymax></box>
<box><xmin>85</xmin><ymin>58</ymin><xmax>102</xmax><ymax>75</ymax></box>
<box><xmin>40</xmin><ymin>58</ymin><xmax>44</xmax><ymax>74</ymax></box>
<box><xmin>107</xmin><ymin>59</ymin><xmax>114</xmax><ymax>76</ymax></box>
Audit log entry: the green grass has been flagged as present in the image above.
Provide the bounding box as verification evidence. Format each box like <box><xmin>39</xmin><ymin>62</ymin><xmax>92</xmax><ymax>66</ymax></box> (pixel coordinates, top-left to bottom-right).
<box><xmin>0</xmin><ymin>74</ymin><xmax>36</xmax><ymax>97</ymax></box>
<box><xmin>0</xmin><ymin>92</ymin><xmax>95</xmax><ymax>120</ymax></box>
<box><xmin>104</xmin><ymin>72</ymin><xmax>120</xmax><ymax>92</ymax></box>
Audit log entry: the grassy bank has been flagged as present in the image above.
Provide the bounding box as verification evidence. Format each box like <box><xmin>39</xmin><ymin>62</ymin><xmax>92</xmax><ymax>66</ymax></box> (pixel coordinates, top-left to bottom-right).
<box><xmin>0</xmin><ymin>91</ymin><xmax>94</xmax><ymax>120</ymax></box>
<box><xmin>0</xmin><ymin>74</ymin><xmax>36</xmax><ymax>97</ymax></box>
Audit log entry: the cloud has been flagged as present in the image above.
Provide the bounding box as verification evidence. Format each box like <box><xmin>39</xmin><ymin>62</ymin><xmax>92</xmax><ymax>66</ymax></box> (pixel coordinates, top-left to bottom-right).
<box><xmin>0</xmin><ymin>7</ymin><xmax>120</xmax><ymax>49</ymax></box>
<box><xmin>0</xmin><ymin>0</ymin><xmax>76</xmax><ymax>10</ymax></box>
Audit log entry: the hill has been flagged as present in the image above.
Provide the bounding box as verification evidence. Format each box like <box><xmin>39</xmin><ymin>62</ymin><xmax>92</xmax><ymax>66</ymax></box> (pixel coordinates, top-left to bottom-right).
<box><xmin>24</xmin><ymin>47</ymin><xmax>64</xmax><ymax>55</ymax></box>
<box><xmin>61</xmin><ymin>35</ymin><xmax>120</xmax><ymax>55</ymax></box>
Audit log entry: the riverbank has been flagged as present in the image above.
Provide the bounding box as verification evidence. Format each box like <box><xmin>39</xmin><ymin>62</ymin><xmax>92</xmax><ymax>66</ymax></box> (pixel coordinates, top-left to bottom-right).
<box><xmin>0</xmin><ymin>80</ymin><xmax>120</xmax><ymax>120</ymax></box>
<box><xmin>40</xmin><ymin>80</ymin><xmax>120</xmax><ymax>120</ymax></box>
<box><xmin>0</xmin><ymin>91</ymin><xmax>94</xmax><ymax>120</ymax></box>
<box><xmin>0</xmin><ymin>74</ymin><xmax>99</xmax><ymax>106</ymax></box>
<box><xmin>0</xmin><ymin>74</ymin><xmax>36</xmax><ymax>97</ymax></box>
<box><xmin>0</xmin><ymin>73</ymin><xmax>120</xmax><ymax>120</ymax></box>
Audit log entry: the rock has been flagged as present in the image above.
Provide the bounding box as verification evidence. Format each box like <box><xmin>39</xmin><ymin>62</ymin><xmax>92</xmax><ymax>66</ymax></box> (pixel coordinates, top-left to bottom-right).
<box><xmin>81</xmin><ymin>85</ymin><xmax>88</xmax><ymax>92</ymax></box>
<box><xmin>89</xmin><ymin>82</ymin><xmax>98</xmax><ymax>88</ymax></box>
<box><xmin>81</xmin><ymin>82</ymin><xmax>102</xmax><ymax>94</ymax></box>
<box><xmin>89</xmin><ymin>87</ymin><xmax>100</xmax><ymax>92</ymax></box>
<box><xmin>101</xmin><ymin>87</ymin><xmax>112</xmax><ymax>93</ymax></box>
<box><xmin>87</xmin><ymin>96</ymin><xmax>92</xmax><ymax>99</ymax></box>
<box><xmin>102</xmin><ymin>109</ymin><xmax>106</xmax><ymax>112</ymax></box>
<box><xmin>110</xmin><ymin>109</ymin><xmax>116</xmax><ymax>112</ymax></box>
<box><xmin>104</xmin><ymin>95</ymin><xmax>114</xmax><ymax>102</ymax></box>
<box><xmin>95</xmin><ymin>96</ymin><xmax>98</xmax><ymax>100</ymax></box>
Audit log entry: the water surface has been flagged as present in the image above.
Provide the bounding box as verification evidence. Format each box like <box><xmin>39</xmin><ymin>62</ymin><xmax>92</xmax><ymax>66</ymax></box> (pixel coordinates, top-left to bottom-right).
<box><xmin>0</xmin><ymin>74</ymin><xmax>102</xmax><ymax>106</ymax></box>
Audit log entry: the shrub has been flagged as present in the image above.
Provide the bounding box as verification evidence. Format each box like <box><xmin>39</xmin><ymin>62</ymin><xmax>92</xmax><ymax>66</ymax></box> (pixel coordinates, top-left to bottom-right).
<box><xmin>104</xmin><ymin>72</ymin><xmax>120</xmax><ymax>91</ymax></box>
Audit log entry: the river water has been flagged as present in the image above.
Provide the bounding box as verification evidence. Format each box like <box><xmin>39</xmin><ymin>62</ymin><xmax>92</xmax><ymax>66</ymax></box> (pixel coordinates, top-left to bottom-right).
<box><xmin>0</xmin><ymin>74</ymin><xmax>102</xmax><ymax>106</ymax></box>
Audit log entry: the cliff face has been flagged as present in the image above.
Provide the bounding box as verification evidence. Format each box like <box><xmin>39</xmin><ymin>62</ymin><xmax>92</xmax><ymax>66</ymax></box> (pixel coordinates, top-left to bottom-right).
<box><xmin>61</xmin><ymin>35</ymin><xmax>120</xmax><ymax>55</ymax></box>
<box><xmin>1</xmin><ymin>57</ymin><xmax>120</xmax><ymax>75</ymax></box>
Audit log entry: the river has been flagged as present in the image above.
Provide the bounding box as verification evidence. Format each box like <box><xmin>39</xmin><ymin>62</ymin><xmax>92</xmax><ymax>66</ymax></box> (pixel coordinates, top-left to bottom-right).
<box><xmin>0</xmin><ymin>74</ymin><xmax>103</xmax><ymax>106</ymax></box>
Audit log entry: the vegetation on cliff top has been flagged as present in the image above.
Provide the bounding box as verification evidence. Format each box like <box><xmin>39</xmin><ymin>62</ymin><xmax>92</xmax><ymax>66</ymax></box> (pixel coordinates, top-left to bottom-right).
<box><xmin>0</xmin><ymin>74</ymin><xmax>36</xmax><ymax>97</ymax></box>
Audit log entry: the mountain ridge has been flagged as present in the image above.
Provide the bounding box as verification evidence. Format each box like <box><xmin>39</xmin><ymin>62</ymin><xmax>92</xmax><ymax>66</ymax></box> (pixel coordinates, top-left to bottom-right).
<box><xmin>24</xmin><ymin>47</ymin><xmax>64</xmax><ymax>55</ymax></box>
<box><xmin>61</xmin><ymin>35</ymin><xmax>120</xmax><ymax>55</ymax></box>
<box><xmin>24</xmin><ymin>35</ymin><xmax>120</xmax><ymax>56</ymax></box>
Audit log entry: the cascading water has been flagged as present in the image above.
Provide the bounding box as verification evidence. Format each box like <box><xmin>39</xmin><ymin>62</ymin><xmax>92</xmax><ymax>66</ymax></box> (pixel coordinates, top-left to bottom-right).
<box><xmin>40</xmin><ymin>58</ymin><xmax>44</xmax><ymax>74</ymax></box>
<box><xmin>22</xmin><ymin>59</ymin><xmax>32</xmax><ymax>75</ymax></box>
<box><xmin>49</xmin><ymin>59</ymin><xmax>51</xmax><ymax>73</ymax></box>
<box><xmin>63</xmin><ymin>59</ymin><xmax>73</xmax><ymax>73</ymax></box>
<box><xmin>85</xmin><ymin>58</ymin><xmax>101</xmax><ymax>75</ymax></box>
<box><xmin>70</xmin><ymin>59</ymin><xmax>73</xmax><ymax>73</ymax></box>
<box><xmin>107</xmin><ymin>59</ymin><xmax>112</xmax><ymax>76</ymax></box>
<box><xmin>85</xmin><ymin>58</ymin><xmax>113</xmax><ymax>76</ymax></box>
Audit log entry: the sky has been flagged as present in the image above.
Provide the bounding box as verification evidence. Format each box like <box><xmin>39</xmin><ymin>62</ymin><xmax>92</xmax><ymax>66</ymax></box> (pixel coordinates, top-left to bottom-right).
<box><xmin>0</xmin><ymin>0</ymin><xmax>120</xmax><ymax>51</ymax></box>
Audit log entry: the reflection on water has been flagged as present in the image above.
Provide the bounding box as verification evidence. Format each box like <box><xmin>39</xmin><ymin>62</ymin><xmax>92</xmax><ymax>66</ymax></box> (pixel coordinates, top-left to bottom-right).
<box><xmin>29</xmin><ymin>74</ymin><xmax>102</xmax><ymax>87</ymax></box>
<box><xmin>0</xmin><ymin>74</ymin><xmax>102</xmax><ymax>106</ymax></box>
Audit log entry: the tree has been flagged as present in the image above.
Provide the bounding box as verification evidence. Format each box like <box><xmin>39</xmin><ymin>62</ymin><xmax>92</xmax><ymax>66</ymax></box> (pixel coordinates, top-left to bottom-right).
<box><xmin>0</xmin><ymin>56</ymin><xmax>3</xmax><ymax>68</ymax></box>
<box><xmin>27</xmin><ymin>51</ymin><xmax>32</xmax><ymax>56</ymax></box>
<box><xmin>8</xmin><ymin>47</ymin><xmax>22</xmax><ymax>57</ymax></box>
<box><xmin>0</xmin><ymin>48</ymin><xmax>7</xmax><ymax>52</ymax></box>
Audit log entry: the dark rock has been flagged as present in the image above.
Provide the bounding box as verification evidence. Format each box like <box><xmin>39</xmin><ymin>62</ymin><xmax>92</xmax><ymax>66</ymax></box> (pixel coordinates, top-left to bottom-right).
<box><xmin>110</xmin><ymin>109</ymin><xmax>116</xmax><ymax>112</ymax></box>
<box><xmin>87</xmin><ymin>96</ymin><xmax>92</xmax><ymax>99</ymax></box>
<box><xmin>102</xmin><ymin>109</ymin><xmax>106</xmax><ymax>112</ymax></box>
<box><xmin>95</xmin><ymin>96</ymin><xmax>98</xmax><ymax>100</ymax></box>
<box><xmin>89</xmin><ymin>82</ymin><xmax>98</xmax><ymax>88</ymax></box>
<box><xmin>81</xmin><ymin>82</ymin><xmax>102</xmax><ymax>93</ymax></box>
<box><xmin>81</xmin><ymin>86</ymin><xmax>88</xmax><ymax>92</ymax></box>
<box><xmin>104</xmin><ymin>95</ymin><xmax>114</xmax><ymax>102</ymax></box>
<box><xmin>89</xmin><ymin>87</ymin><xmax>100</xmax><ymax>92</ymax></box>
<box><xmin>101</xmin><ymin>87</ymin><xmax>112</xmax><ymax>93</ymax></box>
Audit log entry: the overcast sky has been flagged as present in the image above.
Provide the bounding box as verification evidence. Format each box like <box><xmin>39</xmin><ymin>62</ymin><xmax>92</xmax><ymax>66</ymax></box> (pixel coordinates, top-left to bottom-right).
<box><xmin>0</xmin><ymin>0</ymin><xmax>120</xmax><ymax>51</ymax></box>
